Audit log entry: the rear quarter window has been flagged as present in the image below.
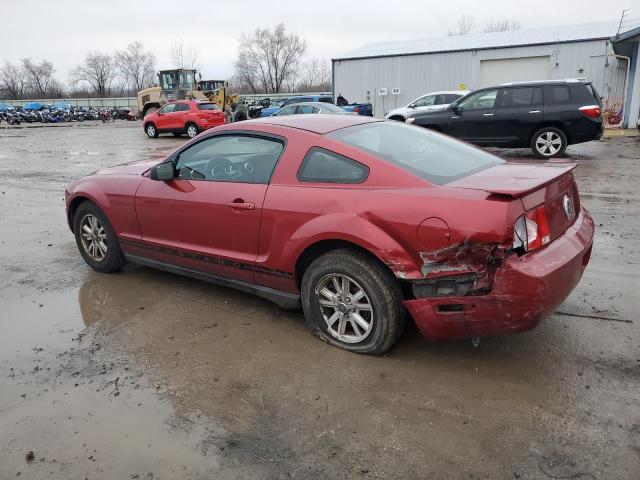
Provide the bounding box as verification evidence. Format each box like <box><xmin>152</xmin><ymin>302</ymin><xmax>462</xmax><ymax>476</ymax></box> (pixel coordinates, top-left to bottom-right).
<box><xmin>298</xmin><ymin>147</ymin><xmax>369</xmax><ymax>184</ymax></box>
<box><xmin>571</xmin><ymin>84</ymin><xmax>602</xmax><ymax>105</ymax></box>
<box><xmin>544</xmin><ymin>86</ymin><xmax>571</xmax><ymax>105</ymax></box>
<box><xmin>197</xmin><ymin>103</ymin><xmax>220</xmax><ymax>111</ymax></box>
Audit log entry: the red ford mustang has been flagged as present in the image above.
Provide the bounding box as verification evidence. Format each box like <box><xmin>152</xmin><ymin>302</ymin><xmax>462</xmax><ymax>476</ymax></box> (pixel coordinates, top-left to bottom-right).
<box><xmin>65</xmin><ymin>115</ymin><xmax>594</xmax><ymax>354</ymax></box>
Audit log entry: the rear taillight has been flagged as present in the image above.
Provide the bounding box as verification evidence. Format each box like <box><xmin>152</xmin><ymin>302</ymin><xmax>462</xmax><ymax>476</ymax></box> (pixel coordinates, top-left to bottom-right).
<box><xmin>579</xmin><ymin>105</ymin><xmax>601</xmax><ymax>119</ymax></box>
<box><xmin>512</xmin><ymin>204</ymin><xmax>551</xmax><ymax>252</ymax></box>
<box><xmin>353</xmin><ymin>107</ymin><xmax>360</xmax><ymax>113</ymax></box>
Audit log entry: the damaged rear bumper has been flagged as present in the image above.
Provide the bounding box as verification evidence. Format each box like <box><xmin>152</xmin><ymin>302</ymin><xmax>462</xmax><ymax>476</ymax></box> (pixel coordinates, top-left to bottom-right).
<box><xmin>403</xmin><ymin>208</ymin><xmax>595</xmax><ymax>340</ymax></box>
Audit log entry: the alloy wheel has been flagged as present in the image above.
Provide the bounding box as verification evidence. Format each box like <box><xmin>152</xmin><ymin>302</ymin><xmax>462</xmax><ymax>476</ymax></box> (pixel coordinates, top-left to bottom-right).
<box><xmin>187</xmin><ymin>125</ymin><xmax>198</xmax><ymax>138</ymax></box>
<box><xmin>315</xmin><ymin>273</ymin><xmax>374</xmax><ymax>343</ymax></box>
<box><xmin>79</xmin><ymin>214</ymin><xmax>107</xmax><ymax>261</ymax></box>
<box><xmin>146</xmin><ymin>125</ymin><xmax>155</xmax><ymax>137</ymax></box>
<box><xmin>535</xmin><ymin>131</ymin><xmax>562</xmax><ymax>156</ymax></box>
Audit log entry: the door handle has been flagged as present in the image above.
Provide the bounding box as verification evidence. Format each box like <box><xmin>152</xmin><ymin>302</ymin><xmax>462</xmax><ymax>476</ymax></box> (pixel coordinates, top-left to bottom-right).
<box><xmin>225</xmin><ymin>199</ymin><xmax>255</xmax><ymax>210</ymax></box>
<box><xmin>483</xmin><ymin>113</ymin><xmax>494</xmax><ymax>116</ymax></box>
<box><xmin>529</xmin><ymin>110</ymin><xmax>541</xmax><ymax>114</ymax></box>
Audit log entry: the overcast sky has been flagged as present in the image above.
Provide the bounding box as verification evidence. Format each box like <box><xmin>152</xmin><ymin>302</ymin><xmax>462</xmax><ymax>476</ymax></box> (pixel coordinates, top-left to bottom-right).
<box><xmin>1</xmin><ymin>0</ymin><xmax>635</xmax><ymax>81</ymax></box>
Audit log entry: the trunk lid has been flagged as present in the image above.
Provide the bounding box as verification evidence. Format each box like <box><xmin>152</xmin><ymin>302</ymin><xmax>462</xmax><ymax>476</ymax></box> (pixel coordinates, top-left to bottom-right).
<box><xmin>447</xmin><ymin>162</ymin><xmax>580</xmax><ymax>241</ymax></box>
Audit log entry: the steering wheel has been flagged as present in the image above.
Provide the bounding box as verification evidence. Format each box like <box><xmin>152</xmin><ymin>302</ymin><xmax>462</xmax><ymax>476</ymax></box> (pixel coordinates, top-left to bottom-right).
<box><xmin>206</xmin><ymin>156</ymin><xmax>256</xmax><ymax>182</ymax></box>
<box><xmin>206</xmin><ymin>156</ymin><xmax>235</xmax><ymax>180</ymax></box>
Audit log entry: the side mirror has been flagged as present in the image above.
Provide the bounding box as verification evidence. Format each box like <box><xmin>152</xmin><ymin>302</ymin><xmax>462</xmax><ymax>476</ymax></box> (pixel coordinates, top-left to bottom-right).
<box><xmin>150</xmin><ymin>160</ymin><xmax>175</xmax><ymax>181</ymax></box>
<box><xmin>452</xmin><ymin>104</ymin><xmax>462</xmax><ymax>115</ymax></box>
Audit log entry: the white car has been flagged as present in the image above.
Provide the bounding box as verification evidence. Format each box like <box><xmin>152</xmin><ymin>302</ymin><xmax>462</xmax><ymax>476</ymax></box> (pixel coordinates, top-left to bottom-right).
<box><xmin>384</xmin><ymin>90</ymin><xmax>470</xmax><ymax>122</ymax></box>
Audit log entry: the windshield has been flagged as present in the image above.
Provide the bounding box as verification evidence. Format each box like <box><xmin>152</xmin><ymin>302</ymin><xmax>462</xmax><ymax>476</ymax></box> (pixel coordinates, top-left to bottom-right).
<box><xmin>160</xmin><ymin>71</ymin><xmax>196</xmax><ymax>90</ymax></box>
<box><xmin>329</xmin><ymin>122</ymin><xmax>503</xmax><ymax>185</ymax></box>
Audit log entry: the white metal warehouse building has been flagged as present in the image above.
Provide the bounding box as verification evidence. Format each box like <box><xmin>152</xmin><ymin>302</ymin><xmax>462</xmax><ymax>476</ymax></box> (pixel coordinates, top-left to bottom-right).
<box><xmin>332</xmin><ymin>19</ymin><xmax>640</xmax><ymax>127</ymax></box>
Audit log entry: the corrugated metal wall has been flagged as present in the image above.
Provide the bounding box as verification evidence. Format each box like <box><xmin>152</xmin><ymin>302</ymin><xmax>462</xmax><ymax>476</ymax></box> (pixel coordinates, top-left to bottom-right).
<box><xmin>333</xmin><ymin>39</ymin><xmax>628</xmax><ymax>120</ymax></box>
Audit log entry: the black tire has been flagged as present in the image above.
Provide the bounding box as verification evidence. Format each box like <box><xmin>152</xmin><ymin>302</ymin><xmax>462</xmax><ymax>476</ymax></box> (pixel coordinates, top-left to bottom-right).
<box><xmin>185</xmin><ymin>122</ymin><xmax>199</xmax><ymax>139</ymax></box>
<box><xmin>145</xmin><ymin>122</ymin><xmax>158</xmax><ymax>138</ymax></box>
<box><xmin>73</xmin><ymin>201</ymin><xmax>127</xmax><ymax>273</ymax></box>
<box><xmin>233</xmin><ymin>108</ymin><xmax>248</xmax><ymax>122</ymax></box>
<box><xmin>388</xmin><ymin>116</ymin><xmax>405</xmax><ymax>122</ymax></box>
<box><xmin>301</xmin><ymin>249</ymin><xmax>405</xmax><ymax>355</ymax></box>
<box><xmin>531</xmin><ymin>126</ymin><xmax>567</xmax><ymax>159</ymax></box>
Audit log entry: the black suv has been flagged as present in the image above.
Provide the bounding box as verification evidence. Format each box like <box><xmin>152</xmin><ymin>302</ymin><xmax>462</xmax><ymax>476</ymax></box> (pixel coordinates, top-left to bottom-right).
<box><xmin>406</xmin><ymin>80</ymin><xmax>603</xmax><ymax>158</ymax></box>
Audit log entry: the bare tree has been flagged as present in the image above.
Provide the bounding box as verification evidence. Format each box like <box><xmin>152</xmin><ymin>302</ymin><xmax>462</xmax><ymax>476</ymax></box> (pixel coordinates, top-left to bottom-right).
<box><xmin>0</xmin><ymin>61</ymin><xmax>28</xmax><ymax>99</ymax></box>
<box><xmin>448</xmin><ymin>14</ymin><xmax>476</xmax><ymax>36</ymax></box>
<box><xmin>115</xmin><ymin>41</ymin><xmax>156</xmax><ymax>92</ymax></box>
<box><xmin>232</xmin><ymin>52</ymin><xmax>261</xmax><ymax>94</ymax></box>
<box><xmin>21</xmin><ymin>59</ymin><xmax>55</xmax><ymax>97</ymax></box>
<box><xmin>234</xmin><ymin>23</ymin><xmax>307</xmax><ymax>94</ymax></box>
<box><xmin>483</xmin><ymin>18</ymin><xmax>521</xmax><ymax>32</ymax></box>
<box><xmin>298</xmin><ymin>58</ymin><xmax>331</xmax><ymax>92</ymax></box>
<box><xmin>170</xmin><ymin>39</ymin><xmax>199</xmax><ymax>70</ymax></box>
<box><xmin>70</xmin><ymin>52</ymin><xmax>117</xmax><ymax>97</ymax></box>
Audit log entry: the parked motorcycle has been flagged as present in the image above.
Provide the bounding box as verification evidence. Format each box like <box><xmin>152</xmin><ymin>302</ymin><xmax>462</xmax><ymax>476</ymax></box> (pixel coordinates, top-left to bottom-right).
<box><xmin>0</xmin><ymin>109</ymin><xmax>21</xmax><ymax>125</ymax></box>
<box><xmin>99</xmin><ymin>109</ymin><xmax>114</xmax><ymax>123</ymax></box>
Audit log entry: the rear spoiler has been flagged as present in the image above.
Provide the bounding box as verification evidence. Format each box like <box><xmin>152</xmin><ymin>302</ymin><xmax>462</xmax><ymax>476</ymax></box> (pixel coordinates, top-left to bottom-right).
<box><xmin>447</xmin><ymin>162</ymin><xmax>577</xmax><ymax>198</ymax></box>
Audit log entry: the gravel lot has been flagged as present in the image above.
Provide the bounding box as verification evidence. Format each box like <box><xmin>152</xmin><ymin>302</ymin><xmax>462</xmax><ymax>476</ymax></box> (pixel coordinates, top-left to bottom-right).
<box><xmin>0</xmin><ymin>121</ymin><xmax>638</xmax><ymax>479</ymax></box>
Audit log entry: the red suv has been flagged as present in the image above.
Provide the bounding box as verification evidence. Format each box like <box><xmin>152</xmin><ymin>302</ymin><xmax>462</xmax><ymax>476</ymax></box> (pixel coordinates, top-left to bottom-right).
<box><xmin>143</xmin><ymin>100</ymin><xmax>226</xmax><ymax>139</ymax></box>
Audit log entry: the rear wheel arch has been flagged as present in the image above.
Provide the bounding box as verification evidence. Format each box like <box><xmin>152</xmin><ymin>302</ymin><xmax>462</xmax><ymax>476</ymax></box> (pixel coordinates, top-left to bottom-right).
<box><xmin>530</xmin><ymin>121</ymin><xmax>571</xmax><ymax>144</ymax></box>
<box><xmin>295</xmin><ymin>239</ymin><xmax>403</xmax><ymax>291</ymax></box>
<box><xmin>388</xmin><ymin>115</ymin><xmax>406</xmax><ymax>122</ymax></box>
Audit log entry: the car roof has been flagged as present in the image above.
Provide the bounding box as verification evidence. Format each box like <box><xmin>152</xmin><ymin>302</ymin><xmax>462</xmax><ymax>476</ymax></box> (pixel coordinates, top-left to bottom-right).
<box><xmin>233</xmin><ymin>114</ymin><xmax>381</xmax><ymax>134</ymax></box>
<box><xmin>418</xmin><ymin>90</ymin><xmax>470</xmax><ymax>96</ymax></box>
<box><xmin>499</xmin><ymin>78</ymin><xmax>590</xmax><ymax>86</ymax></box>
<box><xmin>286</xmin><ymin>101</ymin><xmax>335</xmax><ymax>108</ymax></box>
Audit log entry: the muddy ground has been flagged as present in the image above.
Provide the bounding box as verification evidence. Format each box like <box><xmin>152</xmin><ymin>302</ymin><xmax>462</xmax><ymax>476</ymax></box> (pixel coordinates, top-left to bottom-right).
<box><xmin>0</xmin><ymin>121</ymin><xmax>638</xmax><ymax>480</ymax></box>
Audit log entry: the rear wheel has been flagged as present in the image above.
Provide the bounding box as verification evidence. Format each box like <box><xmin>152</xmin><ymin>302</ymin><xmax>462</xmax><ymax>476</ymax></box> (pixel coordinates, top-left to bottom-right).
<box><xmin>145</xmin><ymin>123</ymin><xmax>158</xmax><ymax>138</ymax></box>
<box><xmin>73</xmin><ymin>202</ymin><xmax>127</xmax><ymax>273</ymax></box>
<box><xmin>301</xmin><ymin>249</ymin><xmax>405</xmax><ymax>355</ymax></box>
<box><xmin>531</xmin><ymin>127</ymin><xmax>567</xmax><ymax>158</ymax></box>
<box><xmin>185</xmin><ymin>123</ymin><xmax>199</xmax><ymax>139</ymax></box>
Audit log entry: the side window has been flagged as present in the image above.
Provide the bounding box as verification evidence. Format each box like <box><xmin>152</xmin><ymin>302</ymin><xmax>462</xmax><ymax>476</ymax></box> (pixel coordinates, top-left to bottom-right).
<box><xmin>298</xmin><ymin>105</ymin><xmax>315</xmax><ymax>114</ymax></box>
<box><xmin>318</xmin><ymin>97</ymin><xmax>333</xmax><ymax>103</ymax></box>
<box><xmin>175</xmin><ymin>135</ymin><xmax>284</xmax><ymax>184</ymax></box>
<box><xmin>544</xmin><ymin>86</ymin><xmax>571</xmax><ymax>105</ymax></box>
<box><xmin>160</xmin><ymin>103</ymin><xmax>176</xmax><ymax>114</ymax></box>
<box><xmin>458</xmin><ymin>89</ymin><xmax>498</xmax><ymax>111</ymax></box>
<box><xmin>499</xmin><ymin>87</ymin><xmax>536</xmax><ymax>107</ymax></box>
<box><xmin>443</xmin><ymin>94</ymin><xmax>462</xmax><ymax>103</ymax></box>
<box><xmin>298</xmin><ymin>147</ymin><xmax>369</xmax><ymax>184</ymax></box>
<box><xmin>277</xmin><ymin>105</ymin><xmax>296</xmax><ymax>116</ymax></box>
<box><xmin>414</xmin><ymin>95</ymin><xmax>436</xmax><ymax>107</ymax></box>
<box><xmin>299</xmin><ymin>97</ymin><xmax>313</xmax><ymax>103</ymax></box>
<box><xmin>174</xmin><ymin>103</ymin><xmax>190</xmax><ymax>112</ymax></box>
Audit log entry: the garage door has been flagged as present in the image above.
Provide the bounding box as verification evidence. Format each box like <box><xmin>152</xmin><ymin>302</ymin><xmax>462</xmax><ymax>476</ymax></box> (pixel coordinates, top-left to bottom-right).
<box><xmin>479</xmin><ymin>56</ymin><xmax>551</xmax><ymax>88</ymax></box>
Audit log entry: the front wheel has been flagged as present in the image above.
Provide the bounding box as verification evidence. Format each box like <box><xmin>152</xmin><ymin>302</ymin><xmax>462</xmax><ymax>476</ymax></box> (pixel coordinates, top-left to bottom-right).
<box><xmin>73</xmin><ymin>202</ymin><xmax>127</xmax><ymax>273</ymax></box>
<box><xmin>145</xmin><ymin>123</ymin><xmax>158</xmax><ymax>138</ymax></box>
<box><xmin>185</xmin><ymin>123</ymin><xmax>199</xmax><ymax>139</ymax></box>
<box><xmin>301</xmin><ymin>249</ymin><xmax>405</xmax><ymax>355</ymax></box>
<box><xmin>531</xmin><ymin>127</ymin><xmax>567</xmax><ymax>158</ymax></box>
